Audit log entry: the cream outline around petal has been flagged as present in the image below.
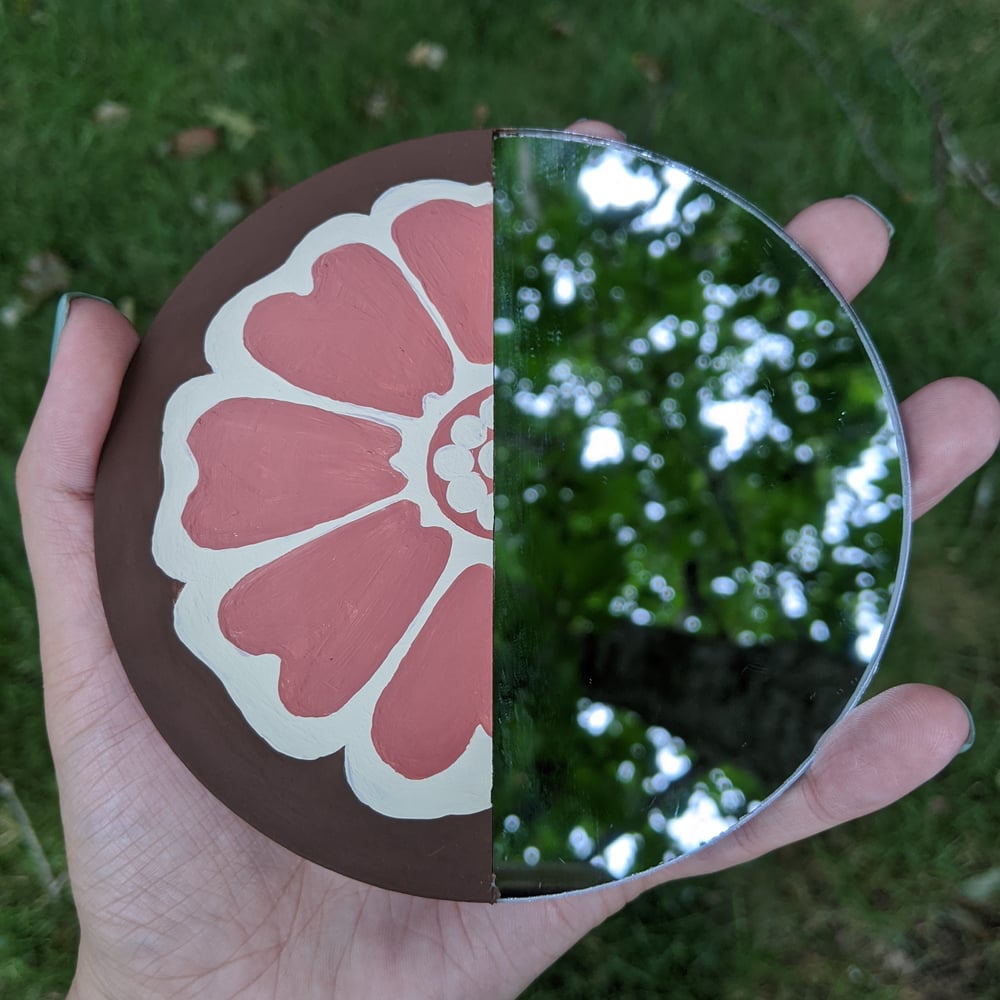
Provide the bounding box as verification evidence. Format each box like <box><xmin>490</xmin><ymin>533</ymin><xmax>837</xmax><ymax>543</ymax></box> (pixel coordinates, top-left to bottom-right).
<box><xmin>152</xmin><ymin>179</ymin><xmax>494</xmax><ymax>820</ymax></box>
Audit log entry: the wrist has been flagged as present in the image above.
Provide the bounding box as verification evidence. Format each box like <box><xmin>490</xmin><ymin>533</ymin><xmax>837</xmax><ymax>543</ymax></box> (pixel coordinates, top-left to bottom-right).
<box><xmin>67</xmin><ymin>978</ymin><xmax>107</xmax><ymax>1000</ymax></box>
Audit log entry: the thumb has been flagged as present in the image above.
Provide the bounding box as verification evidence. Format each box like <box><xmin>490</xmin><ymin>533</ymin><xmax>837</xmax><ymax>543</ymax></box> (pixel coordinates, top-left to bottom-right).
<box><xmin>16</xmin><ymin>296</ymin><xmax>139</xmax><ymax>673</ymax></box>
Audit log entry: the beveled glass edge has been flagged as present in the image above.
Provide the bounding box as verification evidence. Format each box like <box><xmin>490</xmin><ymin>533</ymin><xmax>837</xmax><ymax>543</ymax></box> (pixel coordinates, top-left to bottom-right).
<box><xmin>491</xmin><ymin>127</ymin><xmax>913</xmax><ymax>901</ymax></box>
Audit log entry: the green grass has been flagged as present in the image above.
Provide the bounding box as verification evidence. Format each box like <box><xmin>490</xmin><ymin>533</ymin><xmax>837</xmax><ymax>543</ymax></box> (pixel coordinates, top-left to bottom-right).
<box><xmin>2</xmin><ymin>0</ymin><xmax>999</xmax><ymax>996</ymax></box>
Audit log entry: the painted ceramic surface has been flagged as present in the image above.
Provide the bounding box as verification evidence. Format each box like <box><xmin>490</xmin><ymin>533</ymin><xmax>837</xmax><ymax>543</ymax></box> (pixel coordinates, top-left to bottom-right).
<box><xmin>153</xmin><ymin>180</ymin><xmax>494</xmax><ymax>821</ymax></box>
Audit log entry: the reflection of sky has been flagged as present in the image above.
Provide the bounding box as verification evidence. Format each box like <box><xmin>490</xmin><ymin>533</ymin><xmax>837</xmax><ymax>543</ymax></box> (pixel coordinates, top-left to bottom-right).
<box><xmin>697</xmin><ymin>305</ymin><xmax>800</xmax><ymax>471</ymax></box>
<box><xmin>570</xmin><ymin>705</ymin><xmax>763</xmax><ymax>874</ymax></box>
<box><xmin>822</xmin><ymin>428</ymin><xmax>898</xmax><ymax>545</ymax></box>
<box><xmin>581</xmin><ymin>425</ymin><xmax>625</xmax><ymax>468</ymax></box>
<box><xmin>598</xmin><ymin>833</ymin><xmax>641</xmax><ymax>879</ymax></box>
<box><xmin>665</xmin><ymin>769</ymin><xmax>747</xmax><ymax>854</ymax></box>
<box><xmin>568</xmin><ymin>825</ymin><xmax>594</xmax><ymax>859</ymax></box>
<box><xmin>577</xmin><ymin>153</ymin><xmax>660</xmax><ymax>210</ymax></box>
<box><xmin>665</xmin><ymin>788</ymin><xmax>736</xmax><ymax>853</ymax></box>
<box><xmin>701</xmin><ymin>395</ymin><xmax>775</xmax><ymax>467</ymax></box>
<box><xmin>853</xmin><ymin>591</ymin><xmax>885</xmax><ymax>661</ymax></box>
<box><xmin>509</xmin><ymin>357</ymin><xmax>603</xmax><ymax>420</ymax></box>
<box><xmin>633</xmin><ymin>169</ymin><xmax>696</xmax><ymax>232</ymax></box>
<box><xmin>553</xmin><ymin>269</ymin><xmax>576</xmax><ymax>305</ymax></box>
<box><xmin>577</xmin><ymin>701</ymin><xmax>614</xmax><ymax>735</ymax></box>
<box><xmin>541</xmin><ymin>248</ymin><xmax>597</xmax><ymax>308</ymax></box>
<box><xmin>510</xmin><ymin>693</ymin><xmax>761</xmax><ymax>878</ymax></box>
<box><xmin>577</xmin><ymin>149</ymin><xmax>696</xmax><ymax>235</ymax></box>
<box><xmin>573</xmin><ymin>705</ymin><xmax>715</xmax><ymax>877</ymax></box>
<box><xmin>820</xmin><ymin>419</ymin><xmax>899</xmax><ymax>660</ymax></box>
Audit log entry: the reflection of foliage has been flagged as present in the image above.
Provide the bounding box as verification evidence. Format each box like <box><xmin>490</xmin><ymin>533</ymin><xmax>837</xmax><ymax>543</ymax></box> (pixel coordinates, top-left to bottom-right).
<box><xmin>491</xmin><ymin>135</ymin><xmax>905</xmax><ymax>892</ymax></box>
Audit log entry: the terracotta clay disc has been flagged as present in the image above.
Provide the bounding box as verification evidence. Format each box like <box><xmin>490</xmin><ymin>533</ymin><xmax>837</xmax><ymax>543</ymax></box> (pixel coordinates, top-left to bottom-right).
<box><xmin>95</xmin><ymin>130</ymin><xmax>496</xmax><ymax>903</ymax></box>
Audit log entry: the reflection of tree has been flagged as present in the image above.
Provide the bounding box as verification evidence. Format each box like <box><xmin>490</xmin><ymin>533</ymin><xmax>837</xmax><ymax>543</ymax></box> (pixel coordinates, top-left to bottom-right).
<box><xmin>491</xmin><ymin>135</ymin><xmax>904</xmax><ymax>893</ymax></box>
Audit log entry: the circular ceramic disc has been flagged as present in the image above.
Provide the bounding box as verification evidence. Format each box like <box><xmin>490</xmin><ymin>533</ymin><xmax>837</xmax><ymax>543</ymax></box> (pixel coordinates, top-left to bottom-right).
<box><xmin>95</xmin><ymin>129</ymin><xmax>908</xmax><ymax>902</ymax></box>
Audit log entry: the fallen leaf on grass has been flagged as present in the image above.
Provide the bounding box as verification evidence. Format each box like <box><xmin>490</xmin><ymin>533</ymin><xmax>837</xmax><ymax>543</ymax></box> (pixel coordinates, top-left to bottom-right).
<box><xmin>191</xmin><ymin>192</ymin><xmax>245</xmax><ymax>226</ymax></box>
<box><xmin>881</xmin><ymin>948</ymin><xmax>917</xmax><ymax>976</ymax></box>
<box><xmin>212</xmin><ymin>200</ymin><xmax>245</xmax><ymax>225</ymax></box>
<box><xmin>118</xmin><ymin>296</ymin><xmax>137</xmax><ymax>325</ymax></box>
<box><xmin>171</xmin><ymin>126</ymin><xmax>220</xmax><ymax>159</ymax></box>
<box><xmin>237</xmin><ymin>169</ymin><xmax>268</xmax><ymax>208</ymax></box>
<box><xmin>407</xmin><ymin>41</ymin><xmax>447</xmax><ymax>70</ymax></box>
<box><xmin>19</xmin><ymin>251</ymin><xmax>72</xmax><ymax>300</ymax></box>
<box><xmin>204</xmin><ymin>104</ymin><xmax>262</xmax><ymax>149</ymax></box>
<box><xmin>0</xmin><ymin>809</ymin><xmax>20</xmax><ymax>852</ymax></box>
<box><xmin>3</xmin><ymin>251</ymin><xmax>74</xmax><ymax>328</ymax></box>
<box><xmin>928</xmin><ymin>794</ymin><xmax>949</xmax><ymax>816</ymax></box>
<box><xmin>365</xmin><ymin>90</ymin><xmax>390</xmax><ymax>121</ymax></box>
<box><xmin>959</xmin><ymin>868</ymin><xmax>1000</xmax><ymax>902</ymax></box>
<box><xmin>633</xmin><ymin>52</ymin><xmax>666</xmax><ymax>84</ymax></box>
<box><xmin>93</xmin><ymin>100</ymin><xmax>131</xmax><ymax>126</ymax></box>
<box><xmin>0</xmin><ymin>299</ymin><xmax>27</xmax><ymax>329</ymax></box>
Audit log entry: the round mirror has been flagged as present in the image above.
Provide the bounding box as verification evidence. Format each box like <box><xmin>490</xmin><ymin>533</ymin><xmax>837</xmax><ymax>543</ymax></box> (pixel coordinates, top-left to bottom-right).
<box><xmin>95</xmin><ymin>129</ymin><xmax>908</xmax><ymax>902</ymax></box>
<box><xmin>490</xmin><ymin>130</ymin><xmax>908</xmax><ymax>895</ymax></box>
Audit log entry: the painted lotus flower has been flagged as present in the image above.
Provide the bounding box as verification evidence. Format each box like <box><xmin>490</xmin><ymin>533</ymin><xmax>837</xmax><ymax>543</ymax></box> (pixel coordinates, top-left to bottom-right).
<box><xmin>153</xmin><ymin>180</ymin><xmax>494</xmax><ymax>820</ymax></box>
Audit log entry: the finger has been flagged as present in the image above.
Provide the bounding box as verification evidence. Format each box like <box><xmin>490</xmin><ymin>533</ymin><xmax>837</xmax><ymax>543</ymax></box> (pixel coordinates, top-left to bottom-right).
<box><xmin>16</xmin><ymin>298</ymin><xmax>139</xmax><ymax>662</ymax></box>
<box><xmin>784</xmin><ymin>197</ymin><xmax>891</xmax><ymax>302</ymax></box>
<box><xmin>902</xmin><ymin>377</ymin><xmax>1000</xmax><ymax>520</ymax></box>
<box><xmin>563</xmin><ymin>119</ymin><xmax>627</xmax><ymax>142</ymax></box>
<box><xmin>626</xmin><ymin>683</ymin><xmax>970</xmax><ymax>893</ymax></box>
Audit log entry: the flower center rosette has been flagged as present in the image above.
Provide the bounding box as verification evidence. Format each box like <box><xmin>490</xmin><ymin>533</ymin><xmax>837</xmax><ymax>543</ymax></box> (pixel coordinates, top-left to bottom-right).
<box><xmin>153</xmin><ymin>180</ymin><xmax>494</xmax><ymax>820</ymax></box>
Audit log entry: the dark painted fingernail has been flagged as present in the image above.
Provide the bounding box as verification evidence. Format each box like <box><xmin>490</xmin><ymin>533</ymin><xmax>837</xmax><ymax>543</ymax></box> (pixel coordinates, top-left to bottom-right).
<box><xmin>958</xmin><ymin>699</ymin><xmax>975</xmax><ymax>754</ymax></box>
<box><xmin>51</xmin><ymin>292</ymin><xmax>113</xmax><ymax>369</ymax></box>
<box><xmin>844</xmin><ymin>195</ymin><xmax>895</xmax><ymax>240</ymax></box>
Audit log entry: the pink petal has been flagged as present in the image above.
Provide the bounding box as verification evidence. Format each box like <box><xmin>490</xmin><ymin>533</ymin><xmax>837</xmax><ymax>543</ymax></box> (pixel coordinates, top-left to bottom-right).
<box><xmin>219</xmin><ymin>501</ymin><xmax>452</xmax><ymax>717</ymax></box>
<box><xmin>182</xmin><ymin>398</ymin><xmax>406</xmax><ymax>549</ymax></box>
<box><xmin>372</xmin><ymin>563</ymin><xmax>492</xmax><ymax>780</ymax></box>
<box><xmin>244</xmin><ymin>244</ymin><xmax>453</xmax><ymax>417</ymax></box>
<box><xmin>392</xmin><ymin>201</ymin><xmax>493</xmax><ymax>365</ymax></box>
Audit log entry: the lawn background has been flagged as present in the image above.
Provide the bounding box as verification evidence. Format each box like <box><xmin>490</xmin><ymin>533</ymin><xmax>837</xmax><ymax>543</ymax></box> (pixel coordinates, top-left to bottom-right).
<box><xmin>2</xmin><ymin>0</ymin><xmax>999</xmax><ymax>996</ymax></box>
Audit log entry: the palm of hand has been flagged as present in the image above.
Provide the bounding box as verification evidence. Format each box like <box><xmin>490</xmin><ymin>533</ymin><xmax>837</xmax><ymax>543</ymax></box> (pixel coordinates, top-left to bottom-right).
<box><xmin>43</xmin><ymin>557</ymin><xmax>613</xmax><ymax>1000</ymax></box>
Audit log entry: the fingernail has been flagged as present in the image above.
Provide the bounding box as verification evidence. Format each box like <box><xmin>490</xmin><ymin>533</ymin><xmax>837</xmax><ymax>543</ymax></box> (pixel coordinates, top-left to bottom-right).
<box><xmin>843</xmin><ymin>195</ymin><xmax>895</xmax><ymax>240</ymax></box>
<box><xmin>958</xmin><ymin>699</ymin><xmax>975</xmax><ymax>754</ymax></box>
<box><xmin>568</xmin><ymin>118</ymin><xmax>627</xmax><ymax>140</ymax></box>
<box><xmin>51</xmin><ymin>292</ymin><xmax>113</xmax><ymax>369</ymax></box>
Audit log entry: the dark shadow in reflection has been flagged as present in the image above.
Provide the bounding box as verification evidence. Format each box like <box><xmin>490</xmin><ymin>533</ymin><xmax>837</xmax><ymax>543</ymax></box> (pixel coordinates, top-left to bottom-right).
<box><xmin>582</xmin><ymin>625</ymin><xmax>855</xmax><ymax>788</ymax></box>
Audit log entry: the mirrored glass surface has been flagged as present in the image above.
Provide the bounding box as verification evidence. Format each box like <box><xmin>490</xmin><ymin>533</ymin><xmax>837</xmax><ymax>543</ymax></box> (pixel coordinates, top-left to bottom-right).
<box><xmin>491</xmin><ymin>131</ymin><xmax>908</xmax><ymax>896</ymax></box>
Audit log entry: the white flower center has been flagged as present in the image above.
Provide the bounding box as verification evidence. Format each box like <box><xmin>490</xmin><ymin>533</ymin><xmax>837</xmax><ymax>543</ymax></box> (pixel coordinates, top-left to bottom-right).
<box><xmin>431</xmin><ymin>396</ymin><xmax>494</xmax><ymax>531</ymax></box>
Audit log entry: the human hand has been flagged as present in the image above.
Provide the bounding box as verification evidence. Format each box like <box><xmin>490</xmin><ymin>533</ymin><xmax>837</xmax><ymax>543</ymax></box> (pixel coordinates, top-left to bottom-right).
<box><xmin>17</xmin><ymin>123</ymin><xmax>1000</xmax><ymax>999</ymax></box>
